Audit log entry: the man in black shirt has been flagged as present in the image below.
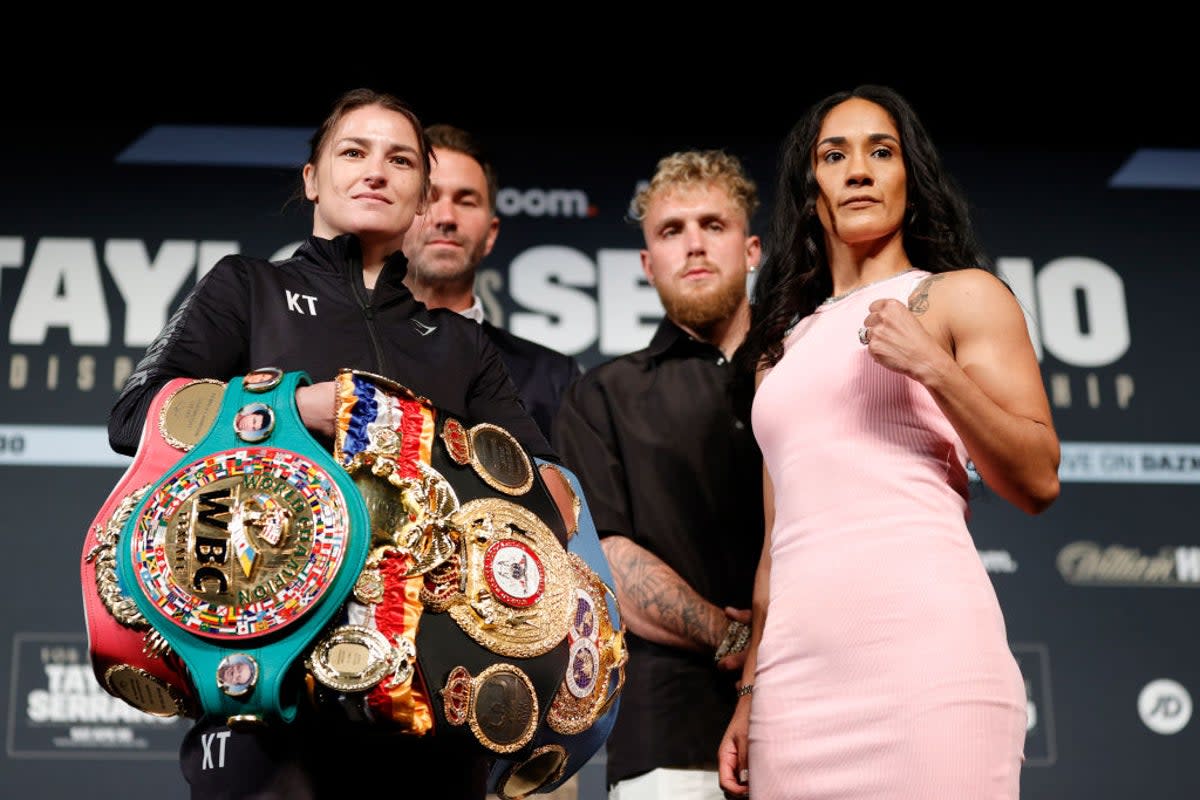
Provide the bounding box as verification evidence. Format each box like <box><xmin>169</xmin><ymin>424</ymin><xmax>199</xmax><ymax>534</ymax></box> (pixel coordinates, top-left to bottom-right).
<box><xmin>402</xmin><ymin>123</ymin><xmax>582</xmax><ymax>443</ymax></box>
<box><xmin>553</xmin><ymin>150</ymin><xmax>765</xmax><ymax>799</ymax></box>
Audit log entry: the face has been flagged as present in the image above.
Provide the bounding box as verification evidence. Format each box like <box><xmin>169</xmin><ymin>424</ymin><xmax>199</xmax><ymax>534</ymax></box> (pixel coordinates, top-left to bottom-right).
<box><xmin>640</xmin><ymin>184</ymin><xmax>760</xmax><ymax>332</ymax></box>
<box><xmin>236</xmin><ymin>412</ymin><xmax>263</xmax><ymax>432</ymax></box>
<box><xmin>221</xmin><ymin>660</ymin><xmax>252</xmax><ymax>685</ymax></box>
<box><xmin>302</xmin><ymin>104</ymin><xmax>426</xmax><ymax>248</ymax></box>
<box><xmin>402</xmin><ymin>147</ymin><xmax>499</xmax><ymax>287</ymax></box>
<box><xmin>812</xmin><ymin>97</ymin><xmax>908</xmax><ymax>246</ymax></box>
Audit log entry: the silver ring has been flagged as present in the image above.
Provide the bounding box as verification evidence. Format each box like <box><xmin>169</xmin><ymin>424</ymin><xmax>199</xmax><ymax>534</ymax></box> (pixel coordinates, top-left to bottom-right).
<box><xmin>858</xmin><ymin>326</ymin><xmax>870</xmax><ymax>345</ymax></box>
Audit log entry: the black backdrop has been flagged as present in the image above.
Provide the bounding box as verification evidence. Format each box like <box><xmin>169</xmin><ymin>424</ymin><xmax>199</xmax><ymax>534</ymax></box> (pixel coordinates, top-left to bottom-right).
<box><xmin>2</xmin><ymin>54</ymin><xmax>1196</xmax><ymax>799</ymax></box>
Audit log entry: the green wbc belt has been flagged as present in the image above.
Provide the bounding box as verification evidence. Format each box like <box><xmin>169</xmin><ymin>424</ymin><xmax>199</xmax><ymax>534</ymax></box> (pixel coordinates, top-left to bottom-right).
<box><xmin>116</xmin><ymin>370</ymin><xmax>370</xmax><ymax>724</ymax></box>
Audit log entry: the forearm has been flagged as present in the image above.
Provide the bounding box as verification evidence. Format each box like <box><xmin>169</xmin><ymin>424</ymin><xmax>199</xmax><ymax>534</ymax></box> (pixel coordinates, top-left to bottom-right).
<box><xmin>922</xmin><ymin>355</ymin><xmax>1060</xmax><ymax>513</ymax></box>
<box><xmin>740</xmin><ymin>529</ymin><xmax>771</xmax><ymax>688</ymax></box>
<box><xmin>600</xmin><ymin>535</ymin><xmax>727</xmax><ymax>652</ymax></box>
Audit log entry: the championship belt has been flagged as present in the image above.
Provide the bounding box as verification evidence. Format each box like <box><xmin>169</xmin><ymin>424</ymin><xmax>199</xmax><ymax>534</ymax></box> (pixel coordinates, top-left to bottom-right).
<box><xmin>488</xmin><ymin>462</ymin><xmax>627</xmax><ymax>798</ymax></box>
<box><xmin>114</xmin><ymin>369</ymin><xmax>371</xmax><ymax>724</ymax></box>
<box><xmin>307</xmin><ymin>369</ymin><xmax>624</xmax><ymax>790</ymax></box>
<box><xmin>82</xmin><ymin>377</ymin><xmax>224</xmax><ymax>718</ymax></box>
<box><xmin>304</xmin><ymin>371</ymin><xmax>566</xmax><ymax>754</ymax></box>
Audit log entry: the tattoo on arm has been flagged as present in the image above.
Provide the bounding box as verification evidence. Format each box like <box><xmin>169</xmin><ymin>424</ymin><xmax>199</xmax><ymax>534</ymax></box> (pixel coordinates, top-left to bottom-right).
<box><xmin>908</xmin><ymin>274</ymin><xmax>943</xmax><ymax>315</ymax></box>
<box><xmin>609</xmin><ymin>541</ymin><xmax>721</xmax><ymax>649</ymax></box>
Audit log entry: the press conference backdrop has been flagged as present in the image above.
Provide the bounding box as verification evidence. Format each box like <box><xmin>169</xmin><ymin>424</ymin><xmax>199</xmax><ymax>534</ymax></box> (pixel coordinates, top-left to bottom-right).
<box><xmin>1</xmin><ymin>117</ymin><xmax>1195</xmax><ymax>800</ymax></box>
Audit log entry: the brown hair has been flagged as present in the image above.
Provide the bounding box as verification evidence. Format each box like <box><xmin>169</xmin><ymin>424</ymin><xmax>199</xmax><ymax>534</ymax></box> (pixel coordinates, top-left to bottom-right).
<box><xmin>306</xmin><ymin>88</ymin><xmax>433</xmax><ymax>208</ymax></box>
<box><xmin>425</xmin><ymin>123</ymin><xmax>499</xmax><ymax>214</ymax></box>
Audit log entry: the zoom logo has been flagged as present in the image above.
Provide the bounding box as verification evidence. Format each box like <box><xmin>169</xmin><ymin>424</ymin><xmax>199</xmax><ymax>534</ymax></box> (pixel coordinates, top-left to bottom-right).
<box><xmin>1138</xmin><ymin>679</ymin><xmax>1192</xmax><ymax>734</ymax></box>
<box><xmin>496</xmin><ymin>188</ymin><xmax>595</xmax><ymax>218</ymax></box>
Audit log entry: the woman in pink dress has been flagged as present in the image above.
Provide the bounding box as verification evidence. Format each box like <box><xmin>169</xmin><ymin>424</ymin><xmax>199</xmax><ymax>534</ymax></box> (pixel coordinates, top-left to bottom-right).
<box><xmin>717</xmin><ymin>85</ymin><xmax>1061</xmax><ymax>799</ymax></box>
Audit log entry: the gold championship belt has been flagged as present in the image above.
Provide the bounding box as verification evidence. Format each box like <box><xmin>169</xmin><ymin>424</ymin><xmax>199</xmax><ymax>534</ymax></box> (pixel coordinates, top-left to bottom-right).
<box><xmin>114</xmin><ymin>370</ymin><xmax>372</xmax><ymax>724</ymax></box>
<box><xmin>82</xmin><ymin>377</ymin><xmax>225</xmax><ymax>718</ymax></box>
<box><xmin>304</xmin><ymin>369</ymin><xmax>625</xmax><ymax>793</ymax></box>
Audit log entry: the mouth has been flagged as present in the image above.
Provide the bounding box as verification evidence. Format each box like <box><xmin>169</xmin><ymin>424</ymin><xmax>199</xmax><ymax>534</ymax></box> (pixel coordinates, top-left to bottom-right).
<box><xmin>840</xmin><ymin>195</ymin><xmax>877</xmax><ymax>207</ymax></box>
<box><xmin>354</xmin><ymin>192</ymin><xmax>392</xmax><ymax>204</ymax></box>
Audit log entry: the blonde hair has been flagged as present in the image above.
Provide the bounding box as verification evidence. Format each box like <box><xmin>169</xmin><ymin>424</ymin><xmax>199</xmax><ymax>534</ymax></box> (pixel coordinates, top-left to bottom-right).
<box><xmin>631</xmin><ymin>149</ymin><xmax>759</xmax><ymax>224</ymax></box>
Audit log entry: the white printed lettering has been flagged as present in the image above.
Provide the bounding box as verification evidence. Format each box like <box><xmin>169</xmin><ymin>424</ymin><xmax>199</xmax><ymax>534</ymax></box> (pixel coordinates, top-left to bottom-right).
<box><xmin>598</xmin><ymin>249</ymin><xmax>660</xmax><ymax>355</ymax></box>
<box><xmin>106</xmin><ymin>239</ymin><xmax>198</xmax><ymax>346</ymax></box>
<box><xmin>508</xmin><ymin>245</ymin><xmax>597</xmax><ymax>354</ymax></box>
<box><xmin>10</xmin><ymin>237</ymin><xmax>109</xmax><ymax>345</ymax></box>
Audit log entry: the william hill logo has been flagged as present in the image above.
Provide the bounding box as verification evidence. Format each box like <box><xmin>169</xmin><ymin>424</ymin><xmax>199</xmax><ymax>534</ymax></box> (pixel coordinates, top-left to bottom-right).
<box><xmin>1057</xmin><ymin>541</ymin><xmax>1200</xmax><ymax>587</ymax></box>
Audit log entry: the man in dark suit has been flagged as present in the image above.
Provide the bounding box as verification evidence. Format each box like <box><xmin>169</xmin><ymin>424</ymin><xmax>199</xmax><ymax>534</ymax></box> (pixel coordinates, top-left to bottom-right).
<box><xmin>402</xmin><ymin>124</ymin><xmax>581</xmax><ymax>441</ymax></box>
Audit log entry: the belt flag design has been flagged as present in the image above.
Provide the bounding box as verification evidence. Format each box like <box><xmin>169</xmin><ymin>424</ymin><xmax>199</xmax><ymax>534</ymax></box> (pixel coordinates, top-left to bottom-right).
<box><xmin>86</xmin><ymin>366</ymin><xmax>625</xmax><ymax>794</ymax></box>
<box><xmin>114</xmin><ymin>369</ymin><xmax>370</xmax><ymax>724</ymax></box>
<box><xmin>82</xmin><ymin>377</ymin><xmax>224</xmax><ymax>718</ymax></box>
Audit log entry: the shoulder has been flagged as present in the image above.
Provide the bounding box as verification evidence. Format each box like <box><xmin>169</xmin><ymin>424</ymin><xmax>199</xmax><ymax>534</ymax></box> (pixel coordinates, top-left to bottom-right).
<box><xmin>423</xmin><ymin>307</ymin><xmax>489</xmax><ymax>339</ymax></box>
<box><xmin>482</xmin><ymin>322</ymin><xmax>582</xmax><ymax>372</ymax></box>
<box><xmin>912</xmin><ymin>267</ymin><xmax>1009</xmax><ymax>298</ymax></box>
<box><xmin>913</xmin><ymin>268</ymin><xmax>1028</xmax><ymax>339</ymax></box>
<box><xmin>568</xmin><ymin>350</ymin><xmax>648</xmax><ymax>393</ymax></box>
<box><xmin>909</xmin><ymin>268</ymin><xmax>1019</xmax><ymax>313</ymax></box>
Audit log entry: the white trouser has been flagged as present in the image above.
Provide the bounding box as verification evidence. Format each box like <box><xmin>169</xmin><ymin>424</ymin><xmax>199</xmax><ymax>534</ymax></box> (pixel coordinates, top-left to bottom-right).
<box><xmin>609</xmin><ymin>767</ymin><xmax>724</xmax><ymax>800</ymax></box>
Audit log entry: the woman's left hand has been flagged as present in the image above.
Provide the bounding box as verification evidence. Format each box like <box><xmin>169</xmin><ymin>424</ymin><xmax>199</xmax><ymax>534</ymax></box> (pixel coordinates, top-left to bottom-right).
<box><xmin>859</xmin><ymin>298</ymin><xmax>952</xmax><ymax>385</ymax></box>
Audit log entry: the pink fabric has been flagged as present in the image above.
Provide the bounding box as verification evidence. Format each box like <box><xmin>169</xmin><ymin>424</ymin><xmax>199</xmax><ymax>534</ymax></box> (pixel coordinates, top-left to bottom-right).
<box><xmin>749</xmin><ymin>271</ymin><xmax>1025</xmax><ymax>799</ymax></box>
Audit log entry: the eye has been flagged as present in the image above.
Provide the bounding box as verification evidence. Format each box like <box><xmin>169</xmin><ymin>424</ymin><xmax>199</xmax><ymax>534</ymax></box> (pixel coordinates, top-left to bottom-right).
<box><xmin>706</xmin><ymin>220</ymin><xmax>725</xmax><ymax>232</ymax></box>
<box><xmin>821</xmin><ymin>150</ymin><xmax>844</xmax><ymax>164</ymax></box>
<box><xmin>390</xmin><ymin>154</ymin><xmax>414</xmax><ymax>167</ymax></box>
<box><xmin>872</xmin><ymin>146</ymin><xmax>894</xmax><ymax>159</ymax></box>
<box><xmin>340</xmin><ymin>147</ymin><xmax>364</xmax><ymax>158</ymax></box>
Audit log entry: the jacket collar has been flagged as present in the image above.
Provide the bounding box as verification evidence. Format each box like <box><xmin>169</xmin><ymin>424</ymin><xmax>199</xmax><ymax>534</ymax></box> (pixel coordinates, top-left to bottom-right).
<box><xmin>296</xmin><ymin>234</ymin><xmax>412</xmax><ymax>295</ymax></box>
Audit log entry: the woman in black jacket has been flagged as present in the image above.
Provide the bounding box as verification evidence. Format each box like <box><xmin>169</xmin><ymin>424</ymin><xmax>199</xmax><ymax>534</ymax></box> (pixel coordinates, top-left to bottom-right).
<box><xmin>106</xmin><ymin>87</ymin><xmax>568</xmax><ymax>800</ymax></box>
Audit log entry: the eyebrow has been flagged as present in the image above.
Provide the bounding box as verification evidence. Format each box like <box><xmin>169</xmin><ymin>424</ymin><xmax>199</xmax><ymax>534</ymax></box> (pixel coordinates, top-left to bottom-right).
<box><xmin>653</xmin><ymin>211</ymin><xmax>732</xmax><ymax>232</ymax></box>
<box><xmin>336</xmin><ymin>136</ymin><xmax>419</xmax><ymax>155</ymax></box>
<box><xmin>817</xmin><ymin>132</ymin><xmax>900</xmax><ymax>148</ymax></box>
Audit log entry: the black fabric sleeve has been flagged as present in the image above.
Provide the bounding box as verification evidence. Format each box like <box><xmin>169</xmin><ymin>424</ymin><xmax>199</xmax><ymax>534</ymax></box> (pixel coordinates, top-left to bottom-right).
<box><xmin>550</xmin><ymin>371</ymin><xmax>630</xmax><ymax>540</ymax></box>
<box><xmin>466</xmin><ymin>327</ymin><xmax>557</xmax><ymax>463</ymax></box>
<box><xmin>107</xmin><ymin>257</ymin><xmax>252</xmax><ymax>455</ymax></box>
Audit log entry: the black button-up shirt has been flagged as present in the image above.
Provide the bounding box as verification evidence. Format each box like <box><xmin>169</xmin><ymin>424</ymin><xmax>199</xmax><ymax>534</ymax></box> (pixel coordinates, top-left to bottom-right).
<box><xmin>553</xmin><ymin>316</ymin><xmax>764</xmax><ymax>786</ymax></box>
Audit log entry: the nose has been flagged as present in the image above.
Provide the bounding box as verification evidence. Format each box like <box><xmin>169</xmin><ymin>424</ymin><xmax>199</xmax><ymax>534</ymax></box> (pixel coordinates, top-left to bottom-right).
<box><xmin>846</xmin><ymin>152</ymin><xmax>873</xmax><ymax>187</ymax></box>
<box><xmin>362</xmin><ymin>152</ymin><xmax>392</xmax><ymax>187</ymax></box>
<box><xmin>684</xmin><ymin>222</ymin><xmax>706</xmax><ymax>256</ymax></box>
<box><xmin>428</xmin><ymin>193</ymin><xmax>457</xmax><ymax>229</ymax></box>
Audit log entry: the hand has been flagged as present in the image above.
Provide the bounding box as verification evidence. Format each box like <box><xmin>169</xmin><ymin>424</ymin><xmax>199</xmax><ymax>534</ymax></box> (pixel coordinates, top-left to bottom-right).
<box><xmin>717</xmin><ymin>693</ymin><xmax>751</xmax><ymax>797</ymax></box>
<box><xmin>860</xmin><ymin>298</ymin><xmax>952</xmax><ymax>384</ymax></box>
<box><xmin>295</xmin><ymin>381</ymin><xmax>337</xmax><ymax>439</ymax></box>
<box><xmin>538</xmin><ymin>464</ymin><xmax>577</xmax><ymax>534</ymax></box>
<box><xmin>715</xmin><ymin>607</ymin><xmax>752</xmax><ymax>672</ymax></box>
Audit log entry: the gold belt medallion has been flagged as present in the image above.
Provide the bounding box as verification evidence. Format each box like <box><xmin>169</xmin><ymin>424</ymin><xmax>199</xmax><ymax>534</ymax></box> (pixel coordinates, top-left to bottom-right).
<box><xmin>546</xmin><ymin>552</ymin><xmax>627</xmax><ymax>735</ymax></box>
<box><xmin>444</xmin><ymin>498</ymin><xmax>572</xmax><ymax>659</ymax></box>
<box><xmin>441</xmin><ymin>419</ymin><xmax>534</xmax><ymax>496</ymax></box>
<box><xmin>442</xmin><ymin>663</ymin><xmax>539</xmax><ymax>754</ymax></box>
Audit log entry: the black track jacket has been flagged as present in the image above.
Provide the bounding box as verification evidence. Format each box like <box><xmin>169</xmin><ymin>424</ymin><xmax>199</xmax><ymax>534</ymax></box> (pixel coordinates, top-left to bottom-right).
<box><xmin>108</xmin><ymin>234</ymin><xmax>553</xmax><ymax>462</ymax></box>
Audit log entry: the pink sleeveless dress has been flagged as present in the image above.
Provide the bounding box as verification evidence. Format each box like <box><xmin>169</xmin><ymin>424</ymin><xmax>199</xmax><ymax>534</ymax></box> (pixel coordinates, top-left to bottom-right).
<box><xmin>748</xmin><ymin>270</ymin><xmax>1025</xmax><ymax>799</ymax></box>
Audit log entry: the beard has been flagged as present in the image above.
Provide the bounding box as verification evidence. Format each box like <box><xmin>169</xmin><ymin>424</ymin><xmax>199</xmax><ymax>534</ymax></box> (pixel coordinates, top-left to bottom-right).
<box><xmin>658</xmin><ymin>273</ymin><xmax>746</xmax><ymax>334</ymax></box>
<box><xmin>409</xmin><ymin>238</ymin><xmax>486</xmax><ymax>289</ymax></box>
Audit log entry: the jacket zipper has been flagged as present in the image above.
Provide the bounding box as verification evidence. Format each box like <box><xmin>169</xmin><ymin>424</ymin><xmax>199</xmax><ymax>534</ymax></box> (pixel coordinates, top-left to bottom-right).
<box><xmin>347</xmin><ymin>269</ymin><xmax>388</xmax><ymax>375</ymax></box>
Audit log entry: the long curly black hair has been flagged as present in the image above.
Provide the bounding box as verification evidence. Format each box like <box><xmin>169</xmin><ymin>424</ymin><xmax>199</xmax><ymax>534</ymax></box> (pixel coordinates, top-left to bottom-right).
<box><xmin>732</xmin><ymin>84</ymin><xmax>992</xmax><ymax>417</ymax></box>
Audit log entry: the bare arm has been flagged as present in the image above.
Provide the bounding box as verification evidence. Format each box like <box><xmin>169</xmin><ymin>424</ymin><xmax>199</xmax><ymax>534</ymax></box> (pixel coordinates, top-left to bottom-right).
<box><xmin>719</xmin><ymin>373</ymin><xmax>774</xmax><ymax>798</ymax></box>
<box><xmin>863</xmin><ymin>269</ymin><xmax>1060</xmax><ymax>513</ymax></box>
<box><xmin>600</xmin><ymin>535</ymin><xmax>730</xmax><ymax>653</ymax></box>
<box><xmin>718</xmin><ymin>459</ymin><xmax>772</xmax><ymax>797</ymax></box>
